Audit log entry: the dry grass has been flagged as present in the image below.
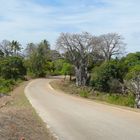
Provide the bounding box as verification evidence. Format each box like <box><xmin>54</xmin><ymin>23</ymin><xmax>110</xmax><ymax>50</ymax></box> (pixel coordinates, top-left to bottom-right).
<box><xmin>50</xmin><ymin>79</ymin><xmax>135</xmax><ymax>108</ymax></box>
<box><xmin>0</xmin><ymin>81</ymin><xmax>56</xmax><ymax>140</ymax></box>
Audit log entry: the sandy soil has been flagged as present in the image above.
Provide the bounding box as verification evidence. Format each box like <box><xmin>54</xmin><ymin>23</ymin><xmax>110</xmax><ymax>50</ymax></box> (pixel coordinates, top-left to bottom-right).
<box><xmin>0</xmin><ymin>81</ymin><xmax>56</xmax><ymax>140</ymax></box>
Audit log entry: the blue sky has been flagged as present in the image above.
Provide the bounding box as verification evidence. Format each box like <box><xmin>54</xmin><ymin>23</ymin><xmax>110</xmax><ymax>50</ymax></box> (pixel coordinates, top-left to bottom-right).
<box><xmin>0</xmin><ymin>0</ymin><xmax>140</xmax><ymax>53</ymax></box>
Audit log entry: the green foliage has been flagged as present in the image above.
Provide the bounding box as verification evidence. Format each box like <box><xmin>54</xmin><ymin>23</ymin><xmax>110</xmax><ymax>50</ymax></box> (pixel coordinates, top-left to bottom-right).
<box><xmin>0</xmin><ymin>40</ymin><xmax>26</xmax><ymax>94</ymax></box>
<box><xmin>108</xmin><ymin>78</ymin><xmax>122</xmax><ymax>93</ymax></box>
<box><xmin>51</xmin><ymin>80</ymin><xmax>135</xmax><ymax>107</ymax></box>
<box><xmin>0</xmin><ymin>50</ymin><xmax>4</xmax><ymax>58</ymax></box>
<box><xmin>0</xmin><ymin>56</ymin><xmax>26</xmax><ymax>80</ymax></box>
<box><xmin>89</xmin><ymin>52</ymin><xmax>140</xmax><ymax>106</ymax></box>
<box><xmin>91</xmin><ymin>60</ymin><xmax>124</xmax><ymax>92</ymax></box>
<box><xmin>124</xmin><ymin>64</ymin><xmax>140</xmax><ymax>96</ymax></box>
<box><xmin>120</xmin><ymin>52</ymin><xmax>140</xmax><ymax>77</ymax></box>
<box><xmin>47</xmin><ymin>59</ymin><xmax>74</xmax><ymax>76</ymax></box>
<box><xmin>25</xmin><ymin>40</ymin><xmax>50</xmax><ymax>77</ymax></box>
<box><xmin>31</xmin><ymin>49</ymin><xmax>46</xmax><ymax>77</ymax></box>
<box><xmin>0</xmin><ymin>36</ymin><xmax>138</xmax><ymax>108</ymax></box>
<box><xmin>0</xmin><ymin>78</ymin><xmax>16</xmax><ymax>94</ymax></box>
<box><xmin>125</xmin><ymin>65</ymin><xmax>140</xmax><ymax>80</ymax></box>
<box><xmin>44</xmin><ymin>61</ymin><xmax>55</xmax><ymax>75</ymax></box>
<box><xmin>61</xmin><ymin>62</ymin><xmax>74</xmax><ymax>76</ymax></box>
<box><xmin>25</xmin><ymin>41</ymin><xmax>72</xmax><ymax>77</ymax></box>
<box><xmin>11</xmin><ymin>40</ymin><xmax>21</xmax><ymax>56</ymax></box>
<box><xmin>107</xmin><ymin>94</ymin><xmax>135</xmax><ymax>107</ymax></box>
<box><xmin>79</xmin><ymin>89</ymin><xmax>89</xmax><ymax>98</ymax></box>
<box><xmin>123</xmin><ymin>52</ymin><xmax>140</xmax><ymax>67</ymax></box>
<box><xmin>53</xmin><ymin>59</ymin><xmax>65</xmax><ymax>75</ymax></box>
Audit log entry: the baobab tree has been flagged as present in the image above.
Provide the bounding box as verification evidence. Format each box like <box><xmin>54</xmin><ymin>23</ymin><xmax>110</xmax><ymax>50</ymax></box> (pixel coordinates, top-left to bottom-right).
<box><xmin>97</xmin><ymin>33</ymin><xmax>125</xmax><ymax>61</ymax></box>
<box><xmin>56</xmin><ymin>32</ymin><xmax>95</xmax><ymax>86</ymax></box>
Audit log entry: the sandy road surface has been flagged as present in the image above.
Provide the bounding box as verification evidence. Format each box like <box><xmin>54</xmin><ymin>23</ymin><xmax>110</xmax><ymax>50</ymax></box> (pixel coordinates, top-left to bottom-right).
<box><xmin>25</xmin><ymin>78</ymin><xmax>140</xmax><ymax>140</ymax></box>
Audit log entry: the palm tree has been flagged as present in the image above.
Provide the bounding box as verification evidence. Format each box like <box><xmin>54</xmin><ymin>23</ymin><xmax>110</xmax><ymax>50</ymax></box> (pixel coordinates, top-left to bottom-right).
<box><xmin>11</xmin><ymin>40</ymin><xmax>21</xmax><ymax>56</ymax></box>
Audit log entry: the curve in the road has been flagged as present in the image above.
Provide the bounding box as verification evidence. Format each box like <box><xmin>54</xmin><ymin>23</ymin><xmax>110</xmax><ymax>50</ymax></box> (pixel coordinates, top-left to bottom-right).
<box><xmin>25</xmin><ymin>78</ymin><xmax>140</xmax><ymax>140</ymax></box>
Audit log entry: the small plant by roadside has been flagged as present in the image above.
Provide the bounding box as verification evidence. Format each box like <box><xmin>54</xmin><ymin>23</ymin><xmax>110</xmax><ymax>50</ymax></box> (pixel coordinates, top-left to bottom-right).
<box><xmin>79</xmin><ymin>89</ymin><xmax>89</xmax><ymax>98</ymax></box>
<box><xmin>106</xmin><ymin>94</ymin><xmax>135</xmax><ymax>107</ymax></box>
<box><xmin>0</xmin><ymin>78</ymin><xmax>23</xmax><ymax>95</ymax></box>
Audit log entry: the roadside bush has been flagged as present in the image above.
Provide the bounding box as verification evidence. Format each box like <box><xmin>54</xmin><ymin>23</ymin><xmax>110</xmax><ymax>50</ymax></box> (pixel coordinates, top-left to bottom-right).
<box><xmin>123</xmin><ymin>52</ymin><xmax>140</xmax><ymax>68</ymax></box>
<box><xmin>0</xmin><ymin>56</ymin><xmax>26</xmax><ymax>80</ymax></box>
<box><xmin>90</xmin><ymin>60</ymin><xmax>124</xmax><ymax>93</ymax></box>
<box><xmin>107</xmin><ymin>94</ymin><xmax>135</xmax><ymax>107</ymax></box>
<box><xmin>124</xmin><ymin>65</ymin><xmax>140</xmax><ymax>107</ymax></box>
<box><xmin>79</xmin><ymin>89</ymin><xmax>89</xmax><ymax>98</ymax></box>
<box><xmin>108</xmin><ymin>78</ymin><xmax>122</xmax><ymax>93</ymax></box>
<box><xmin>0</xmin><ymin>78</ymin><xmax>16</xmax><ymax>94</ymax></box>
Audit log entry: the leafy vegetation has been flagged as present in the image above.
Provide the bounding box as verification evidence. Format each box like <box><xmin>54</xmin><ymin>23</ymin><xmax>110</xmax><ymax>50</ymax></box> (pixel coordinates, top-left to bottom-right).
<box><xmin>0</xmin><ymin>40</ymin><xmax>25</xmax><ymax>94</ymax></box>
<box><xmin>0</xmin><ymin>56</ymin><xmax>26</xmax><ymax>80</ymax></box>
<box><xmin>106</xmin><ymin>94</ymin><xmax>135</xmax><ymax>107</ymax></box>
<box><xmin>0</xmin><ymin>33</ymin><xmax>139</xmax><ymax>108</ymax></box>
<box><xmin>91</xmin><ymin>60</ymin><xmax>123</xmax><ymax>92</ymax></box>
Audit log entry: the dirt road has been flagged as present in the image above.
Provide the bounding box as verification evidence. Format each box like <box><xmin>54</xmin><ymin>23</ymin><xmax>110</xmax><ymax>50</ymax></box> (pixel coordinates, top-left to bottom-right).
<box><xmin>25</xmin><ymin>78</ymin><xmax>140</xmax><ymax>140</ymax></box>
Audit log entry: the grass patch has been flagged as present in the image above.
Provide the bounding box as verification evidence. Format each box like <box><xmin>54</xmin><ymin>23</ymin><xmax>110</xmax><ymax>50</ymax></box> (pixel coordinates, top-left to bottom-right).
<box><xmin>0</xmin><ymin>78</ymin><xmax>23</xmax><ymax>95</ymax></box>
<box><xmin>106</xmin><ymin>94</ymin><xmax>135</xmax><ymax>107</ymax></box>
<box><xmin>79</xmin><ymin>89</ymin><xmax>89</xmax><ymax>98</ymax></box>
<box><xmin>50</xmin><ymin>80</ymin><xmax>135</xmax><ymax>108</ymax></box>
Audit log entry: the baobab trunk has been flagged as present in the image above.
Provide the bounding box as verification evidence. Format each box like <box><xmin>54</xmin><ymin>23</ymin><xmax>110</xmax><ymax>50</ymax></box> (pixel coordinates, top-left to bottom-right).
<box><xmin>135</xmin><ymin>94</ymin><xmax>140</xmax><ymax>108</ymax></box>
<box><xmin>75</xmin><ymin>65</ymin><xmax>87</xmax><ymax>86</ymax></box>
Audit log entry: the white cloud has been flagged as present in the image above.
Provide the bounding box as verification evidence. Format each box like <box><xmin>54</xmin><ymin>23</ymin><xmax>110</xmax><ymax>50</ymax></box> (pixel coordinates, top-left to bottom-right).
<box><xmin>0</xmin><ymin>0</ymin><xmax>139</xmax><ymax>52</ymax></box>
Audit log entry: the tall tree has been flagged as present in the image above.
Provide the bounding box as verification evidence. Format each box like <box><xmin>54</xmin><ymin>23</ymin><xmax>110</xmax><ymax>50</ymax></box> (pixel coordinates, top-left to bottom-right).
<box><xmin>50</xmin><ymin>50</ymin><xmax>61</xmax><ymax>61</ymax></box>
<box><xmin>97</xmin><ymin>33</ymin><xmax>125</xmax><ymax>61</ymax></box>
<box><xmin>25</xmin><ymin>43</ymin><xmax>37</xmax><ymax>58</ymax></box>
<box><xmin>38</xmin><ymin>39</ymin><xmax>51</xmax><ymax>60</ymax></box>
<box><xmin>25</xmin><ymin>40</ymin><xmax>51</xmax><ymax>77</ymax></box>
<box><xmin>32</xmin><ymin>42</ymin><xmax>49</xmax><ymax>77</ymax></box>
<box><xmin>11</xmin><ymin>40</ymin><xmax>21</xmax><ymax>56</ymax></box>
<box><xmin>56</xmin><ymin>32</ymin><xmax>94</xmax><ymax>86</ymax></box>
<box><xmin>0</xmin><ymin>40</ymin><xmax>12</xmax><ymax>56</ymax></box>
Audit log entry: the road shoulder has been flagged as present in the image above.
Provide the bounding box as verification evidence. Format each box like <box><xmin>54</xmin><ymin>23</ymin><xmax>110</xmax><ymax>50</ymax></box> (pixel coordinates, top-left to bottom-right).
<box><xmin>50</xmin><ymin>79</ymin><xmax>140</xmax><ymax>113</ymax></box>
<box><xmin>0</xmin><ymin>80</ymin><xmax>56</xmax><ymax>140</ymax></box>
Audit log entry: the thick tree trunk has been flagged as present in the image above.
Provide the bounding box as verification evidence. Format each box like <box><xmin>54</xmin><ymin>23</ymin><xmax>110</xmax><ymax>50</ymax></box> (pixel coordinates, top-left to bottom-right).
<box><xmin>75</xmin><ymin>65</ymin><xmax>87</xmax><ymax>86</ymax></box>
<box><xmin>133</xmin><ymin>78</ymin><xmax>140</xmax><ymax>108</ymax></box>
<box><xmin>75</xmin><ymin>67</ymin><xmax>80</xmax><ymax>86</ymax></box>
<box><xmin>135</xmin><ymin>94</ymin><xmax>140</xmax><ymax>108</ymax></box>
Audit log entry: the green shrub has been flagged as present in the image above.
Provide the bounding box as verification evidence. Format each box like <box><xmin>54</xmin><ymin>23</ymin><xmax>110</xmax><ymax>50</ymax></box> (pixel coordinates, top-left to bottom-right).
<box><xmin>90</xmin><ymin>60</ymin><xmax>124</xmax><ymax>93</ymax></box>
<box><xmin>0</xmin><ymin>56</ymin><xmax>26</xmax><ymax>80</ymax></box>
<box><xmin>123</xmin><ymin>52</ymin><xmax>140</xmax><ymax>68</ymax></box>
<box><xmin>79</xmin><ymin>89</ymin><xmax>89</xmax><ymax>98</ymax></box>
<box><xmin>108</xmin><ymin>78</ymin><xmax>122</xmax><ymax>93</ymax></box>
<box><xmin>0</xmin><ymin>78</ymin><xmax>16</xmax><ymax>94</ymax></box>
<box><xmin>107</xmin><ymin>94</ymin><xmax>135</xmax><ymax>107</ymax></box>
<box><xmin>125</xmin><ymin>65</ymin><xmax>140</xmax><ymax>80</ymax></box>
